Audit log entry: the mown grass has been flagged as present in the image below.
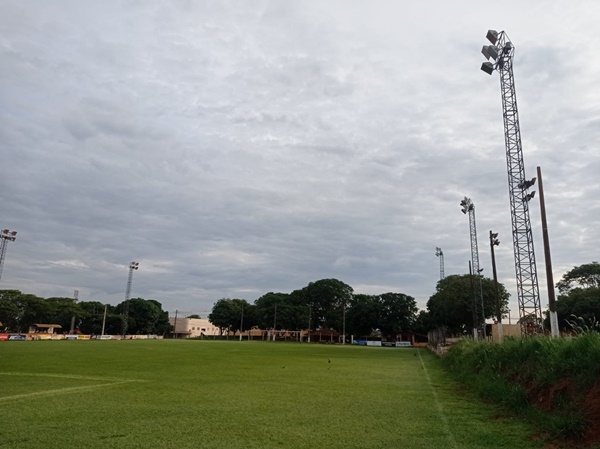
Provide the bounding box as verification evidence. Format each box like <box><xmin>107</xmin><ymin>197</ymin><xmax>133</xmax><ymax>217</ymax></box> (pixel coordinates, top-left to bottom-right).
<box><xmin>0</xmin><ymin>341</ymin><xmax>542</xmax><ymax>449</ymax></box>
<box><xmin>444</xmin><ymin>334</ymin><xmax>600</xmax><ymax>443</ymax></box>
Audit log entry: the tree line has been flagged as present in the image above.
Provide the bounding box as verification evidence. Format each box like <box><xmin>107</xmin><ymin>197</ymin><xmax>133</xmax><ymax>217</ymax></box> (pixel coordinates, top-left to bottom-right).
<box><xmin>2</xmin><ymin>261</ymin><xmax>596</xmax><ymax>338</ymax></box>
<box><xmin>0</xmin><ymin>290</ymin><xmax>171</xmax><ymax>335</ymax></box>
<box><xmin>208</xmin><ymin>278</ymin><xmax>420</xmax><ymax>339</ymax></box>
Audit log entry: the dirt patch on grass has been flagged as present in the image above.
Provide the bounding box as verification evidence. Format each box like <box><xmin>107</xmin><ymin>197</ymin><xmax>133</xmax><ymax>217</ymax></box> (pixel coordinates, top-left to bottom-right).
<box><xmin>582</xmin><ymin>382</ymin><xmax>600</xmax><ymax>446</ymax></box>
<box><xmin>530</xmin><ymin>379</ymin><xmax>575</xmax><ymax>412</ymax></box>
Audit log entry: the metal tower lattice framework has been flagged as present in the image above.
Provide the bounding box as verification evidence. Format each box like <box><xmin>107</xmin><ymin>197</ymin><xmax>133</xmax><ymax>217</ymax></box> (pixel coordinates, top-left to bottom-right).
<box><xmin>460</xmin><ymin>197</ymin><xmax>485</xmax><ymax>337</ymax></box>
<box><xmin>435</xmin><ymin>247</ymin><xmax>445</xmax><ymax>280</ymax></box>
<box><xmin>122</xmin><ymin>261</ymin><xmax>139</xmax><ymax>337</ymax></box>
<box><xmin>0</xmin><ymin>229</ymin><xmax>17</xmax><ymax>283</ymax></box>
<box><xmin>481</xmin><ymin>30</ymin><xmax>542</xmax><ymax>334</ymax></box>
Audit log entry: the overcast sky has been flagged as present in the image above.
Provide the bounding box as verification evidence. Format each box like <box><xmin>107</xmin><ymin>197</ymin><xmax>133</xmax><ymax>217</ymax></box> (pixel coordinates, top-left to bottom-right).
<box><xmin>1</xmin><ymin>1</ymin><xmax>598</xmax><ymax>318</ymax></box>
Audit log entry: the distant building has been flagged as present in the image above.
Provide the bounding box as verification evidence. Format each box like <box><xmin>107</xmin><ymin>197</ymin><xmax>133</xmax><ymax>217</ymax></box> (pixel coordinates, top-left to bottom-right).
<box><xmin>168</xmin><ymin>317</ymin><xmax>220</xmax><ymax>338</ymax></box>
<box><xmin>28</xmin><ymin>323</ymin><xmax>63</xmax><ymax>340</ymax></box>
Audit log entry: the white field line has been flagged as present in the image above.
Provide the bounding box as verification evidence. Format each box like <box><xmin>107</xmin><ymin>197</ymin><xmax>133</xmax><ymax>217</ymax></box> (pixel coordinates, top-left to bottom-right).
<box><xmin>0</xmin><ymin>372</ymin><xmax>147</xmax><ymax>402</ymax></box>
<box><xmin>0</xmin><ymin>372</ymin><xmax>140</xmax><ymax>382</ymax></box>
<box><xmin>417</xmin><ymin>350</ymin><xmax>458</xmax><ymax>449</ymax></box>
<box><xmin>0</xmin><ymin>381</ymin><xmax>135</xmax><ymax>401</ymax></box>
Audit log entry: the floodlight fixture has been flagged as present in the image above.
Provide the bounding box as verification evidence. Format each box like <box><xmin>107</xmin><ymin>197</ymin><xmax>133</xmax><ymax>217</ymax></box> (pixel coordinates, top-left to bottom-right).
<box><xmin>487</xmin><ymin>45</ymin><xmax>499</xmax><ymax>60</ymax></box>
<box><xmin>1</xmin><ymin>229</ymin><xmax>17</xmax><ymax>241</ymax></box>
<box><xmin>481</xmin><ymin>62</ymin><xmax>495</xmax><ymax>75</ymax></box>
<box><xmin>491</xmin><ymin>233</ymin><xmax>500</xmax><ymax>246</ymax></box>
<box><xmin>130</xmin><ymin>261</ymin><xmax>139</xmax><ymax>270</ymax></box>
<box><xmin>524</xmin><ymin>192</ymin><xmax>536</xmax><ymax>202</ymax></box>
<box><xmin>486</xmin><ymin>29</ymin><xmax>499</xmax><ymax>45</ymax></box>
<box><xmin>481</xmin><ymin>46</ymin><xmax>491</xmax><ymax>60</ymax></box>
<box><xmin>518</xmin><ymin>177</ymin><xmax>537</xmax><ymax>190</ymax></box>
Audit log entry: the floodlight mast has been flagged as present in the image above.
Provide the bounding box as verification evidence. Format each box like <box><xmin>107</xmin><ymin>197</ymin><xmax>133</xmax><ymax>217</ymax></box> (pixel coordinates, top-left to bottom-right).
<box><xmin>481</xmin><ymin>30</ymin><xmax>543</xmax><ymax>335</ymax></box>
<box><xmin>460</xmin><ymin>197</ymin><xmax>485</xmax><ymax>339</ymax></box>
<box><xmin>435</xmin><ymin>247</ymin><xmax>445</xmax><ymax>280</ymax></box>
<box><xmin>122</xmin><ymin>261</ymin><xmax>139</xmax><ymax>338</ymax></box>
<box><xmin>0</xmin><ymin>229</ymin><xmax>18</xmax><ymax>283</ymax></box>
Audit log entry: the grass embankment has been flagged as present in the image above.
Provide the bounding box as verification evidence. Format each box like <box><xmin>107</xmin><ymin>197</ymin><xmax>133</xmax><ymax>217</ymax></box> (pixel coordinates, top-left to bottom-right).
<box><xmin>443</xmin><ymin>334</ymin><xmax>600</xmax><ymax>447</ymax></box>
<box><xmin>0</xmin><ymin>341</ymin><xmax>541</xmax><ymax>449</ymax></box>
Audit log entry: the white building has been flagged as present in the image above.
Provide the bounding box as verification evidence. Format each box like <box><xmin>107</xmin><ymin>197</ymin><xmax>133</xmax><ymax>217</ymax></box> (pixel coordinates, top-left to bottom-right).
<box><xmin>169</xmin><ymin>317</ymin><xmax>220</xmax><ymax>338</ymax></box>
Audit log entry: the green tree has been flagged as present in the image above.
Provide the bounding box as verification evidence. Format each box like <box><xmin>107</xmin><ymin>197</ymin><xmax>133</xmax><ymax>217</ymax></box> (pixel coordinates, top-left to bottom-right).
<box><xmin>208</xmin><ymin>298</ymin><xmax>254</xmax><ymax>334</ymax></box>
<box><xmin>186</xmin><ymin>314</ymin><xmax>201</xmax><ymax>319</ymax></box>
<box><xmin>78</xmin><ymin>301</ymin><xmax>120</xmax><ymax>335</ymax></box>
<box><xmin>302</xmin><ymin>279</ymin><xmax>353</xmax><ymax>330</ymax></box>
<box><xmin>556</xmin><ymin>262</ymin><xmax>600</xmax><ymax>294</ymax></box>
<box><xmin>38</xmin><ymin>297</ymin><xmax>85</xmax><ymax>331</ymax></box>
<box><xmin>554</xmin><ymin>287</ymin><xmax>600</xmax><ymax>330</ymax></box>
<box><xmin>2</xmin><ymin>291</ymin><xmax>47</xmax><ymax>332</ymax></box>
<box><xmin>116</xmin><ymin>298</ymin><xmax>171</xmax><ymax>335</ymax></box>
<box><xmin>412</xmin><ymin>310</ymin><xmax>435</xmax><ymax>336</ymax></box>
<box><xmin>0</xmin><ymin>290</ymin><xmax>21</xmax><ymax>332</ymax></box>
<box><xmin>426</xmin><ymin>274</ymin><xmax>510</xmax><ymax>334</ymax></box>
<box><xmin>377</xmin><ymin>292</ymin><xmax>418</xmax><ymax>339</ymax></box>
<box><xmin>253</xmin><ymin>292</ymin><xmax>308</xmax><ymax>330</ymax></box>
<box><xmin>345</xmin><ymin>294</ymin><xmax>379</xmax><ymax>337</ymax></box>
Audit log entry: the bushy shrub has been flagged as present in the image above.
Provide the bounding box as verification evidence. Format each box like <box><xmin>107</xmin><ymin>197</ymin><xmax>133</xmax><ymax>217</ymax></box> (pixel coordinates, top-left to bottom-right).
<box><xmin>443</xmin><ymin>334</ymin><xmax>600</xmax><ymax>442</ymax></box>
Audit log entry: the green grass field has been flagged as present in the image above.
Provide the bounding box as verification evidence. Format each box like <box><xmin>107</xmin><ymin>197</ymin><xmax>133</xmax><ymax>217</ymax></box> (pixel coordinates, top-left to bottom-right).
<box><xmin>0</xmin><ymin>341</ymin><xmax>542</xmax><ymax>449</ymax></box>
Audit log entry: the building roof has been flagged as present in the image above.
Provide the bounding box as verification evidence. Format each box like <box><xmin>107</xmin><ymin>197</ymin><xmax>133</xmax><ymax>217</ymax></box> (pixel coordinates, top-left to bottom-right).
<box><xmin>32</xmin><ymin>324</ymin><xmax>63</xmax><ymax>328</ymax></box>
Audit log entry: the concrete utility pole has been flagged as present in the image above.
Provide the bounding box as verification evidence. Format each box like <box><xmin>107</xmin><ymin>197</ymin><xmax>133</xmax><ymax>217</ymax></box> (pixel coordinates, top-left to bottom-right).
<box><xmin>537</xmin><ymin>166</ymin><xmax>559</xmax><ymax>338</ymax></box>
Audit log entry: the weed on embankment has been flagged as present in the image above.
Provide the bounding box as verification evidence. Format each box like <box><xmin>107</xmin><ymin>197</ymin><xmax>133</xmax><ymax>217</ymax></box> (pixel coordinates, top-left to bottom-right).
<box><xmin>443</xmin><ymin>334</ymin><xmax>600</xmax><ymax>447</ymax></box>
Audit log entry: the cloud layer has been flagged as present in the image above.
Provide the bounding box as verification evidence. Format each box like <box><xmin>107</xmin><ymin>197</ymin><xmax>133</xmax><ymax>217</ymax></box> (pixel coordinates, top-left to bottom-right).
<box><xmin>1</xmin><ymin>1</ymin><xmax>599</xmax><ymax>319</ymax></box>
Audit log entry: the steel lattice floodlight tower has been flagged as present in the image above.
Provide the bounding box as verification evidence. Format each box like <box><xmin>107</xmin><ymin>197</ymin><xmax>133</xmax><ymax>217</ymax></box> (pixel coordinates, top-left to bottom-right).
<box><xmin>460</xmin><ymin>197</ymin><xmax>485</xmax><ymax>339</ymax></box>
<box><xmin>0</xmin><ymin>229</ymin><xmax>18</xmax><ymax>283</ymax></box>
<box><xmin>481</xmin><ymin>30</ymin><xmax>542</xmax><ymax>334</ymax></box>
<box><xmin>435</xmin><ymin>247</ymin><xmax>445</xmax><ymax>280</ymax></box>
<box><xmin>122</xmin><ymin>261</ymin><xmax>139</xmax><ymax>338</ymax></box>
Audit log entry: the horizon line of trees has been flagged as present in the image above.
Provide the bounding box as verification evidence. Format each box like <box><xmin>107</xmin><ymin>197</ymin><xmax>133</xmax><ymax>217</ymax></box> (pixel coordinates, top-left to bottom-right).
<box><xmin>207</xmin><ymin>278</ymin><xmax>420</xmax><ymax>340</ymax></box>
<box><xmin>0</xmin><ymin>290</ymin><xmax>171</xmax><ymax>335</ymax></box>
<box><xmin>1</xmin><ymin>261</ymin><xmax>596</xmax><ymax>339</ymax></box>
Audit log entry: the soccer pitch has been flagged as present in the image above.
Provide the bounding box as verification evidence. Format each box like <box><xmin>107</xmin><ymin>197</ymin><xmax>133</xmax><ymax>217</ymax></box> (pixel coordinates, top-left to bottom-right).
<box><xmin>0</xmin><ymin>341</ymin><xmax>540</xmax><ymax>449</ymax></box>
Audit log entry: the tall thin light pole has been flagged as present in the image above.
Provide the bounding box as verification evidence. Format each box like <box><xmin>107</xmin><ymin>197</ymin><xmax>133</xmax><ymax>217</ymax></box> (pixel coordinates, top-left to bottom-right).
<box><xmin>435</xmin><ymin>247</ymin><xmax>445</xmax><ymax>280</ymax></box>
<box><xmin>307</xmin><ymin>305</ymin><xmax>312</xmax><ymax>343</ymax></box>
<box><xmin>122</xmin><ymin>261</ymin><xmax>139</xmax><ymax>338</ymax></box>
<box><xmin>101</xmin><ymin>304</ymin><xmax>108</xmax><ymax>336</ymax></box>
<box><xmin>461</xmin><ymin>197</ymin><xmax>485</xmax><ymax>338</ymax></box>
<box><xmin>537</xmin><ymin>166</ymin><xmax>559</xmax><ymax>338</ymax></box>
<box><xmin>0</xmin><ymin>229</ymin><xmax>17</xmax><ymax>283</ymax></box>
<box><xmin>469</xmin><ymin>261</ymin><xmax>478</xmax><ymax>339</ymax></box>
<box><xmin>70</xmin><ymin>289</ymin><xmax>79</xmax><ymax>334</ymax></box>
<box><xmin>490</xmin><ymin>230</ymin><xmax>503</xmax><ymax>342</ymax></box>
<box><xmin>239</xmin><ymin>304</ymin><xmax>244</xmax><ymax>342</ymax></box>
<box><xmin>481</xmin><ymin>30</ymin><xmax>542</xmax><ymax>335</ymax></box>
<box><xmin>173</xmin><ymin>309</ymin><xmax>178</xmax><ymax>339</ymax></box>
<box><xmin>342</xmin><ymin>301</ymin><xmax>346</xmax><ymax>345</ymax></box>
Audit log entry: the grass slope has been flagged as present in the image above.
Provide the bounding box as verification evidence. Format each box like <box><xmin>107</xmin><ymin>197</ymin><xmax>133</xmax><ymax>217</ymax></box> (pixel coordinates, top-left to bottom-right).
<box><xmin>0</xmin><ymin>341</ymin><xmax>541</xmax><ymax>449</ymax></box>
